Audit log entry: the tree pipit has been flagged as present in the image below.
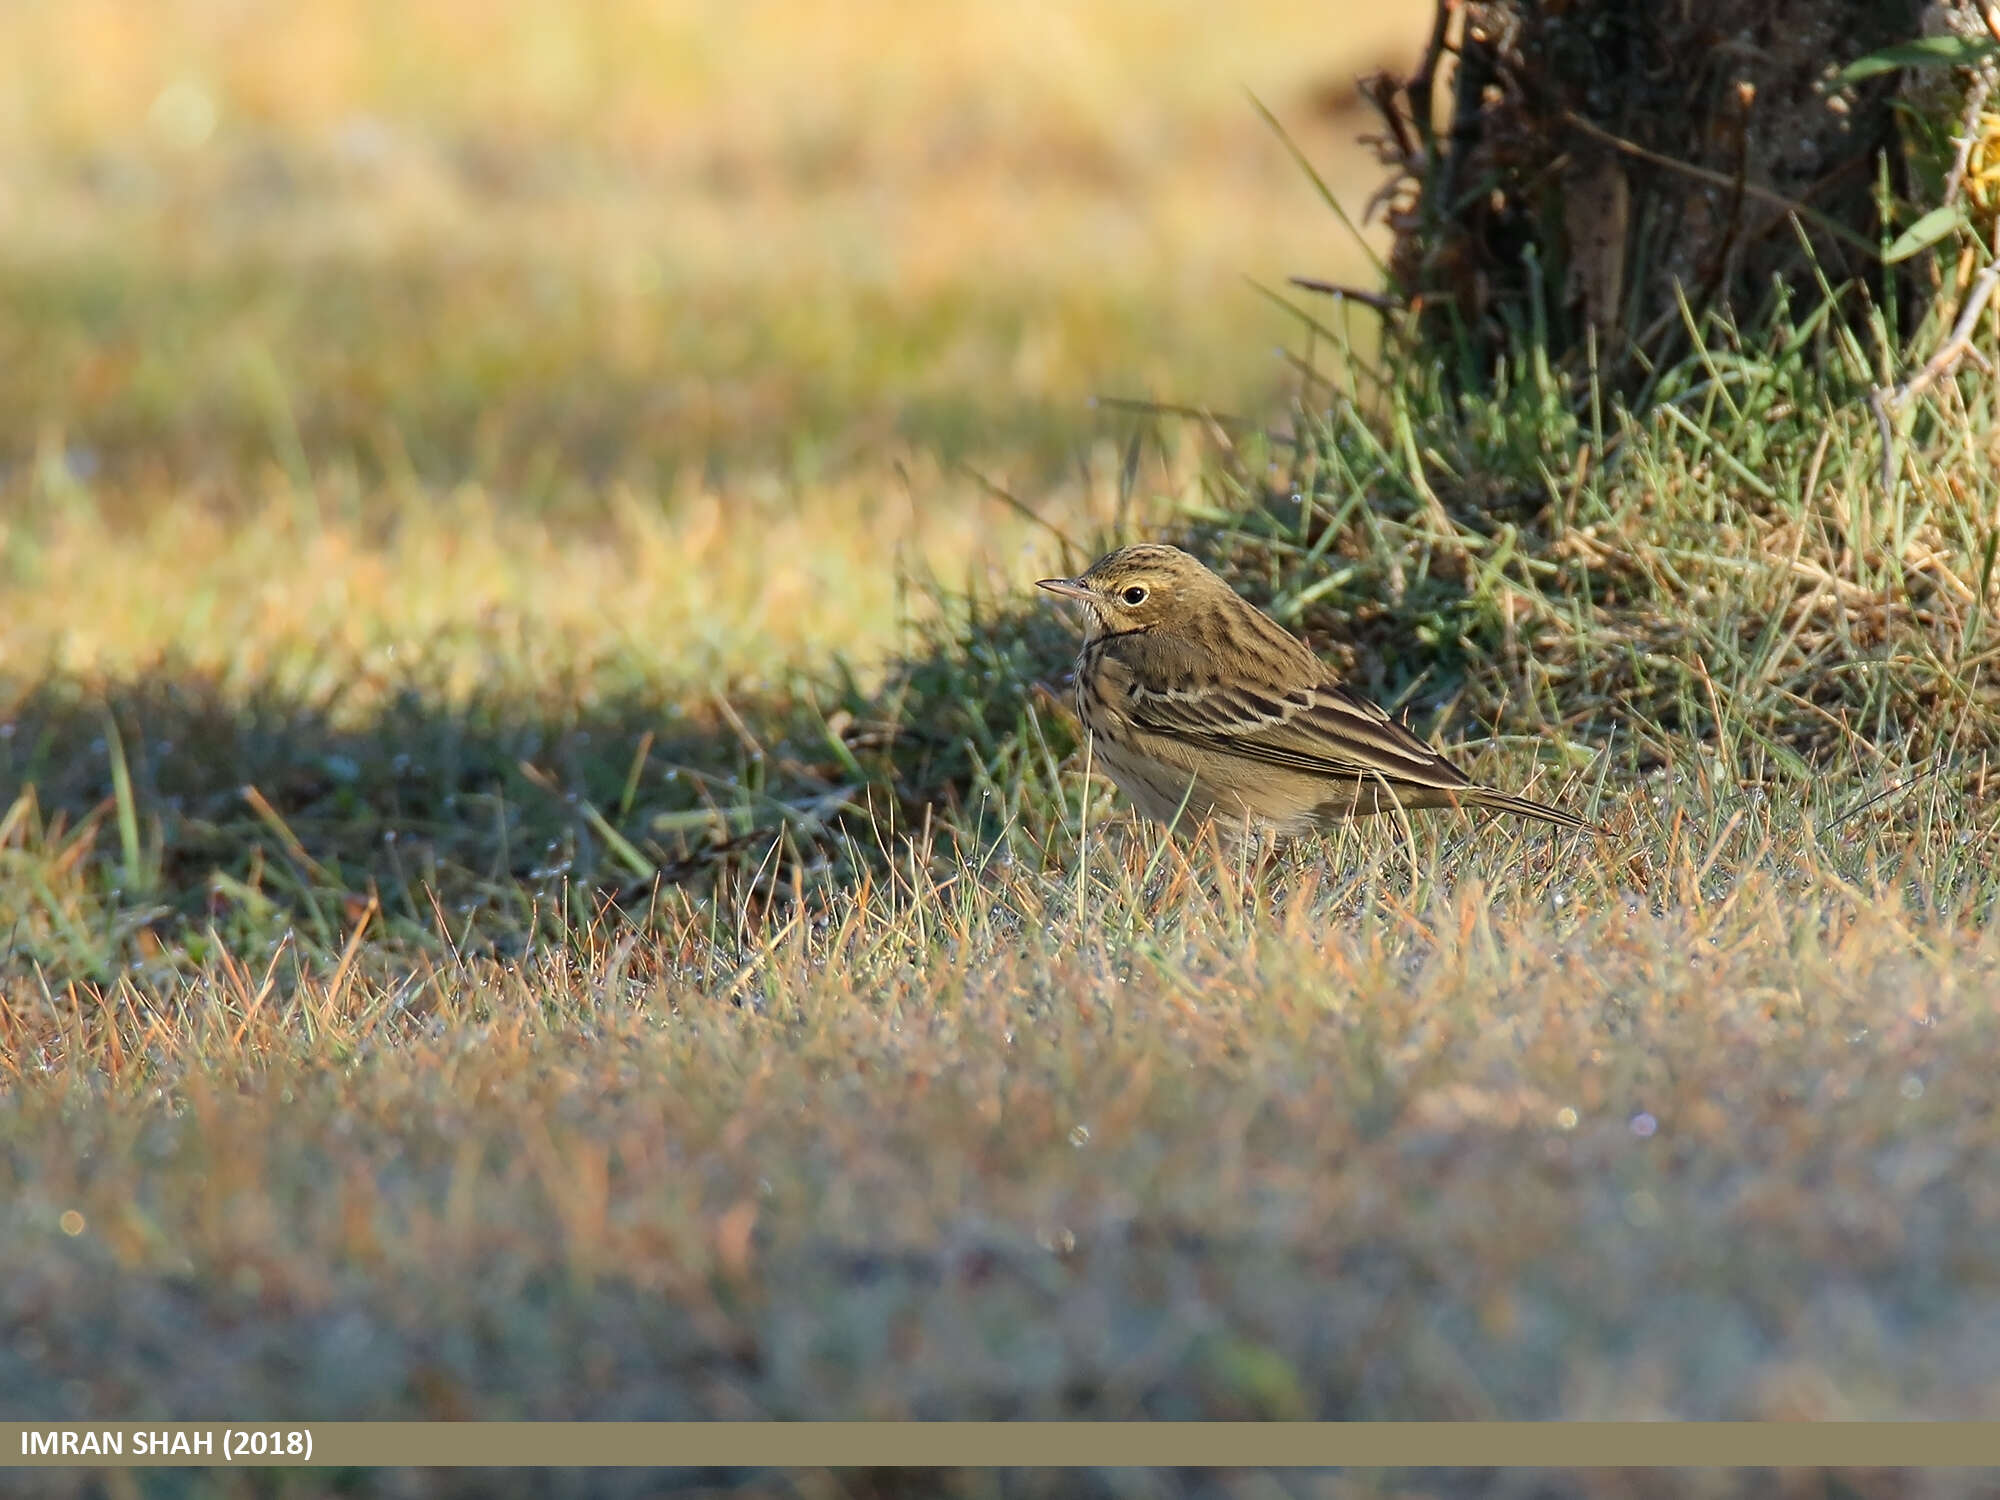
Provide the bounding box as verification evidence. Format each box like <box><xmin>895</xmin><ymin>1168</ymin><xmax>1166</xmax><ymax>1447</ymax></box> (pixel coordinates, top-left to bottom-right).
<box><xmin>1036</xmin><ymin>543</ymin><xmax>1587</xmax><ymax>837</ymax></box>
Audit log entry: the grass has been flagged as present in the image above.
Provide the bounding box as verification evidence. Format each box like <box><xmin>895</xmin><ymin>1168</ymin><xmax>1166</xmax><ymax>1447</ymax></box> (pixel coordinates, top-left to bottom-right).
<box><xmin>10</xmin><ymin>816</ymin><xmax>2000</xmax><ymax>1429</ymax></box>
<box><xmin>6</xmin><ymin>3</ymin><xmax>2000</xmax><ymax>1497</ymax></box>
<box><xmin>0</xmin><ymin>0</ymin><xmax>1408</xmax><ymax>488</ymax></box>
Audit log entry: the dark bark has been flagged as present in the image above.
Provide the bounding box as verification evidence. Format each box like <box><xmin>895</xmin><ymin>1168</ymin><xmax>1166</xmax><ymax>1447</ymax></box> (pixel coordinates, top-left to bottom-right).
<box><xmin>1369</xmin><ymin>0</ymin><xmax>1943</xmax><ymax>394</ymax></box>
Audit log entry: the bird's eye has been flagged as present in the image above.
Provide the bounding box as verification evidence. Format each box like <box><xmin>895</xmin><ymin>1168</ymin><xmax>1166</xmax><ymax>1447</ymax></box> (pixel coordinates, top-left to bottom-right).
<box><xmin>1121</xmin><ymin>585</ymin><xmax>1148</xmax><ymax>606</ymax></box>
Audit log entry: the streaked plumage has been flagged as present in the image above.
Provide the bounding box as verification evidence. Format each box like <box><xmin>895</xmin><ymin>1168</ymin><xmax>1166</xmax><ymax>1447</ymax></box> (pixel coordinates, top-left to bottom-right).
<box><xmin>1034</xmin><ymin>544</ymin><xmax>1586</xmax><ymax>836</ymax></box>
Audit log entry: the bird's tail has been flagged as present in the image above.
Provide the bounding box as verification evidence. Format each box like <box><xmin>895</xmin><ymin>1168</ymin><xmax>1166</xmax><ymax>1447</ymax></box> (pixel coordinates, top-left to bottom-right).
<box><xmin>1466</xmin><ymin>786</ymin><xmax>1596</xmax><ymax>833</ymax></box>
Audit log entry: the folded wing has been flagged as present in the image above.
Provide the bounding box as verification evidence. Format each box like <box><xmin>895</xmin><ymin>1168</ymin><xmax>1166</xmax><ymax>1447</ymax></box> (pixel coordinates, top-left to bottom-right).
<box><xmin>1125</xmin><ymin>676</ymin><xmax>1475</xmax><ymax>794</ymax></box>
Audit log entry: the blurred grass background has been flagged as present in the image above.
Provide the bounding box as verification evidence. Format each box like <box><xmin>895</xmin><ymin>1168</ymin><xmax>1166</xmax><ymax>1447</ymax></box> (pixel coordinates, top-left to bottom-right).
<box><xmin>0</xmin><ymin>0</ymin><xmax>1418</xmax><ymax>684</ymax></box>
<box><xmin>0</xmin><ymin>0</ymin><xmax>1408</xmax><ymax>477</ymax></box>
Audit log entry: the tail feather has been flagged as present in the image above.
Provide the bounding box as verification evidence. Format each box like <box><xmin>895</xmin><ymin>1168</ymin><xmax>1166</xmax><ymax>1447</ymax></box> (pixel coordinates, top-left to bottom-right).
<box><xmin>1465</xmin><ymin>786</ymin><xmax>1594</xmax><ymax>832</ymax></box>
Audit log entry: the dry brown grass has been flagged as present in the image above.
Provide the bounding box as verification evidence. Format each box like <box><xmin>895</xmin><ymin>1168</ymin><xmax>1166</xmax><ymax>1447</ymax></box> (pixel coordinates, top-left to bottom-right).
<box><xmin>9</xmin><ymin>805</ymin><xmax>2000</xmax><ymax>1438</ymax></box>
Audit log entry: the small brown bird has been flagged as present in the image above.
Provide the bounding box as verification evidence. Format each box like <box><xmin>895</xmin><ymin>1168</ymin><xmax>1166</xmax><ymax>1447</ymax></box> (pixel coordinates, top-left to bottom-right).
<box><xmin>1035</xmin><ymin>543</ymin><xmax>1585</xmax><ymax>835</ymax></box>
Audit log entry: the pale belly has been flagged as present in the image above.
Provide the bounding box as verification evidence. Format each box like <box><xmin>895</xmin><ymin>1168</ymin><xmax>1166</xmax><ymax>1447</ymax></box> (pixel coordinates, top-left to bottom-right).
<box><xmin>1086</xmin><ymin>733</ymin><xmax>1219</xmax><ymax>828</ymax></box>
<box><xmin>1082</xmin><ymin>730</ymin><xmax>1409</xmax><ymax>839</ymax></box>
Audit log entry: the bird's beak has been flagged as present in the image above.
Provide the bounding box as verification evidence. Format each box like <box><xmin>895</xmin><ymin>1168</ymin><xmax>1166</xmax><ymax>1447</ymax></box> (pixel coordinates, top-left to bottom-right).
<box><xmin>1035</xmin><ymin>577</ymin><xmax>1093</xmax><ymax>602</ymax></box>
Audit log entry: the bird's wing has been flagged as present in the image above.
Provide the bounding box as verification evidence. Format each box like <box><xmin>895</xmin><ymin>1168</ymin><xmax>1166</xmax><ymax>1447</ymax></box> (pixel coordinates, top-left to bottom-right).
<box><xmin>1125</xmin><ymin>675</ymin><xmax>1474</xmax><ymax>792</ymax></box>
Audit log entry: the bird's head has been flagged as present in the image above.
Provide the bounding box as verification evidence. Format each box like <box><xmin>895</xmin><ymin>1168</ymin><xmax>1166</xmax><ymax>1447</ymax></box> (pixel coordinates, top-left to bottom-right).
<box><xmin>1035</xmin><ymin>544</ymin><xmax>1230</xmax><ymax>638</ymax></box>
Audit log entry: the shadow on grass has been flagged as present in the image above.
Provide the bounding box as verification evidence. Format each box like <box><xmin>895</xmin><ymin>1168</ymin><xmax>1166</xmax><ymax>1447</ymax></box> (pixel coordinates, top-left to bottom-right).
<box><xmin>12</xmin><ymin>355</ymin><xmax>1999</xmax><ymax>982</ymax></box>
<box><xmin>0</xmin><ymin>595</ymin><xmax>1088</xmax><ymax>977</ymax></box>
<box><xmin>0</xmin><ymin>469</ymin><xmax>1575</xmax><ymax>982</ymax></box>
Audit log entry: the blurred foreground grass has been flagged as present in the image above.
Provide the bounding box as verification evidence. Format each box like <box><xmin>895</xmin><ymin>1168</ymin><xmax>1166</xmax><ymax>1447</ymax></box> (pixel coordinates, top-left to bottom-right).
<box><xmin>10</xmin><ymin>811</ymin><xmax>2000</xmax><ymax>1430</ymax></box>
<box><xmin>5</xmin><ymin>1</ymin><xmax>2000</xmax><ymax>1486</ymax></box>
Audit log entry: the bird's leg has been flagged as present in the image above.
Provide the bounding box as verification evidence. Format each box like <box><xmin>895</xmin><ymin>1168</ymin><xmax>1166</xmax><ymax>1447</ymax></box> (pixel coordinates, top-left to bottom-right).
<box><xmin>1246</xmin><ymin>826</ymin><xmax>1286</xmax><ymax>910</ymax></box>
<box><xmin>1221</xmin><ymin>817</ymin><xmax>1285</xmax><ymax>923</ymax></box>
<box><xmin>1181</xmin><ymin>817</ymin><xmax>1240</xmax><ymax>925</ymax></box>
